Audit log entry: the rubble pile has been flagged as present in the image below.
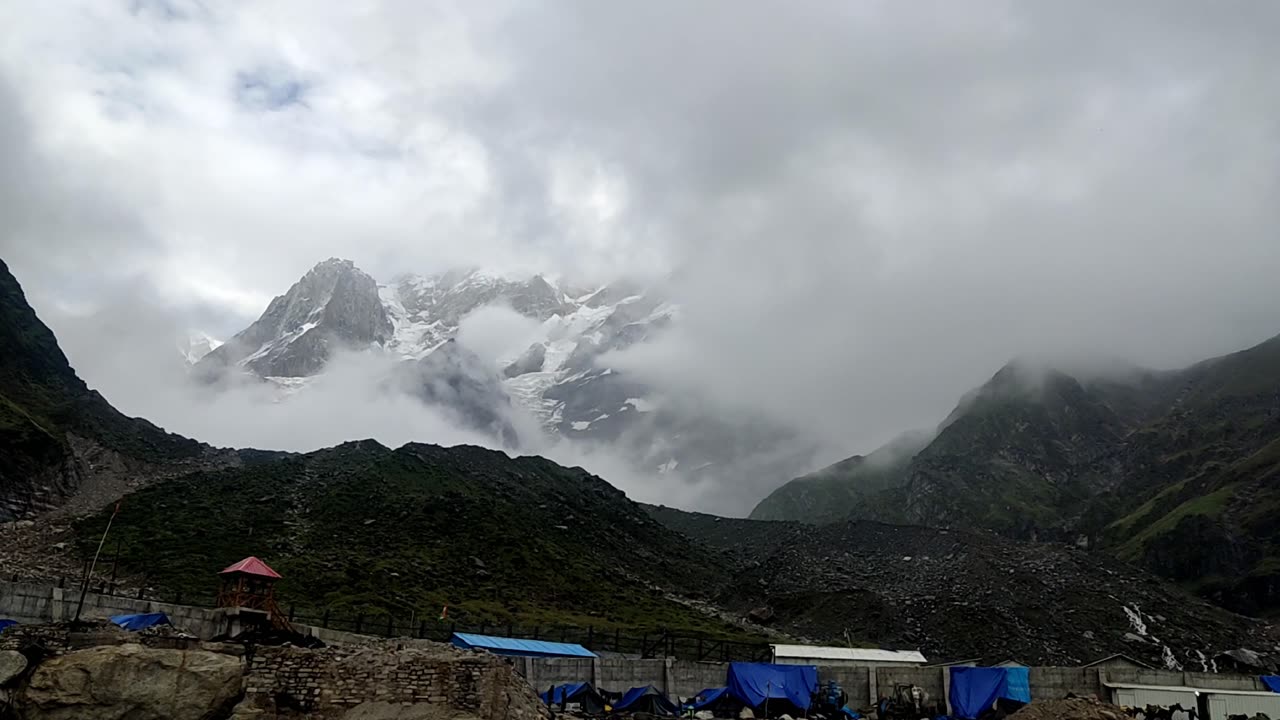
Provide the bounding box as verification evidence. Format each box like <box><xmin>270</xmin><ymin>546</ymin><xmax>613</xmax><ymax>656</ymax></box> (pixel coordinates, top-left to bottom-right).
<box><xmin>1008</xmin><ymin>697</ymin><xmax>1129</xmax><ymax>720</ymax></box>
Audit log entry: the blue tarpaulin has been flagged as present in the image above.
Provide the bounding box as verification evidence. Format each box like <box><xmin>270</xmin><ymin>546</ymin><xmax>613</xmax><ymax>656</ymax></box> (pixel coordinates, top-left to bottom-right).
<box><xmin>541</xmin><ymin>682</ymin><xmax>606</xmax><ymax>713</ymax></box>
<box><xmin>949</xmin><ymin>667</ymin><xmax>1007</xmax><ymax>719</ymax></box>
<box><xmin>109</xmin><ymin>612</ymin><xmax>170</xmax><ymax>632</ymax></box>
<box><xmin>614</xmin><ymin>686</ymin><xmax>677</xmax><ymax>715</ymax></box>
<box><xmin>727</xmin><ymin>662</ymin><xmax>818</xmax><ymax>710</ymax></box>
<box><xmin>1262</xmin><ymin>676</ymin><xmax>1280</xmax><ymax>693</ymax></box>
<box><xmin>949</xmin><ymin>667</ymin><xmax>1032</xmax><ymax>718</ymax></box>
<box><xmin>542</xmin><ymin>682</ymin><xmax>592</xmax><ymax>705</ymax></box>
<box><xmin>686</xmin><ymin>688</ymin><xmax>729</xmax><ymax>710</ymax></box>
<box><xmin>0</xmin><ymin>619</ymin><xmax>16</xmax><ymax>633</ymax></box>
<box><xmin>1002</xmin><ymin>667</ymin><xmax>1031</xmax><ymax>703</ymax></box>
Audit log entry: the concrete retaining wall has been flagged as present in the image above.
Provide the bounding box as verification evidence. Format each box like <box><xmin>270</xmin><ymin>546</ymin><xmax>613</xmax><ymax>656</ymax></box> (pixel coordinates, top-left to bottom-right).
<box><xmin>0</xmin><ymin>580</ymin><xmax>227</xmax><ymax>638</ymax></box>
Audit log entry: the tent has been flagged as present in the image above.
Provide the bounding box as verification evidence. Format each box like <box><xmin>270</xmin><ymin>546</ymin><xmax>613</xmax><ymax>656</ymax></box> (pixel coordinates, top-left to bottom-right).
<box><xmin>109</xmin><ymin>612</ymin><xmax>171</xmax><ymax>632</ymax></box>
<box><xmin>948</xmin><ymin>667</ymin><xmax>1031</xmax><ymax>719</ymax></box>
<box><xmin>0</xmin><ymin>619</ymin><xmax>16</xmax><ymax>633</ymax></box>
<box><xmin>542</xmin><ymin>682</ymin><xmax>608</xmax><ymax>715</ymax></box>
<box><xmin>726</xmin><ymin>662</ymin><xmax>819</xmax><ymax>711</ymax></box>
<box><xmin>683</xmin><ymin>687</ymin><xmax>745</xmax><ymax>717</ymax></box>
<box><xmin>1263</xmin><ymin>676</ymin><xmax>1280</xmax><ymax>694</ymax></box>
<box><xmin>615</xmin><ymin>685</ymin><xmax>678</xmax><ymax>715</ymax></box>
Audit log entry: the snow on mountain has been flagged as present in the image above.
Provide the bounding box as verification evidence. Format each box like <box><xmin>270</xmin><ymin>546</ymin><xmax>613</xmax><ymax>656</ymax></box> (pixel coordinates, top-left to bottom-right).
<box><xmin>178</xmin><ymin>331</ymin><xmax>222</xmax><ymax>365</ymax></box>
<box><xmin>193</xmin><ymin>259</ymin><xmax>816</xmax><ymax>494</ymax></box>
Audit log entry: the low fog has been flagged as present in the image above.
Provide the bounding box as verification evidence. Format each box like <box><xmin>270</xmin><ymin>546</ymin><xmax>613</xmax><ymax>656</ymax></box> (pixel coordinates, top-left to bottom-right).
<box><xmin>3</xmin><ymin>2</ymin><xmax>1280</xmax><ymax>513</ymax></box>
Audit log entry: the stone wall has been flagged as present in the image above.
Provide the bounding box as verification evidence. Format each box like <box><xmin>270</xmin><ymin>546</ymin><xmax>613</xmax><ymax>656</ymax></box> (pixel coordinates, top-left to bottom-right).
<box><xmin>240</xmin><ymin>644</ymin><xmax>551</xmax><ymax>720</ymax></box>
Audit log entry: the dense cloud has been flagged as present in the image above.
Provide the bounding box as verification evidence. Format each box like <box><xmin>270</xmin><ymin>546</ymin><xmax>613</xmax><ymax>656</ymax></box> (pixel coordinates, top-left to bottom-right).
<box><xmin>3</xmin><ymin>2</ymin><xmax>1280</xmax><ymax>510</ymax></box>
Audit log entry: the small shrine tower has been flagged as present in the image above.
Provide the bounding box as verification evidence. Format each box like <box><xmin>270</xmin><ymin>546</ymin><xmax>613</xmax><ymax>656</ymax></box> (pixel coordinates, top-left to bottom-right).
<box><xmin>216</xmin><ymin>556</ymin><xmax>289</xmax><ymax>629</ymax></box>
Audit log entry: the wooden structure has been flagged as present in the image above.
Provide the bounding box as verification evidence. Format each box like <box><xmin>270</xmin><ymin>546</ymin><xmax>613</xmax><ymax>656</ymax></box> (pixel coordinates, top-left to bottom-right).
<box><xmin>216</xmin><ymin>556</ymin><xmax>290</xmax><ymax>630</ymax></box>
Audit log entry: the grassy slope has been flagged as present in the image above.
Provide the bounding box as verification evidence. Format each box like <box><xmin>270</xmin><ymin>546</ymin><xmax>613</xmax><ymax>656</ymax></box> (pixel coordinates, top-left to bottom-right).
<box><xmin>73</xmin><ymin>440</ymin><xmax>749</xmax><ymax>637</ymax></box>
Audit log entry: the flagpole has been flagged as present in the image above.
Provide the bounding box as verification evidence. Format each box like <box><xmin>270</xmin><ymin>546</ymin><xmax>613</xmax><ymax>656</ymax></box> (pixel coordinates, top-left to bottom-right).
<box><xmin>74</xmin><ymin>502</ymin><xmax>120</xmax><ymax>624</ymax></box>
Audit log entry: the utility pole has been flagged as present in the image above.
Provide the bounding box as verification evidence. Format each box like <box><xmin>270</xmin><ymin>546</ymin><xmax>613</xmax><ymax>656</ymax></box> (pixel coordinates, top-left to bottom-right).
<box><xmin>73</xmin><ymin>501</ymin><xmax>120</xmax><ymax>624</ymax></box>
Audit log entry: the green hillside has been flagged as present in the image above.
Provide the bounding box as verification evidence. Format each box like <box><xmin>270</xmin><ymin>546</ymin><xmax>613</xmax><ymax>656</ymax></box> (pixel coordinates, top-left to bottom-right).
<box><xmin>72</xmin><ymin>440</ymin><xmax>743</xmax><ymax>635</ymax></box>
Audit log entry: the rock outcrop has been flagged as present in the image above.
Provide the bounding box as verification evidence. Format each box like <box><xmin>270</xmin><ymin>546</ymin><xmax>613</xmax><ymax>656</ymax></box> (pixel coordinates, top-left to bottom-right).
<box><xmin>18</xmin><ymin>643</ymin><xmax>242</xmax><ymax>720</ymax></box>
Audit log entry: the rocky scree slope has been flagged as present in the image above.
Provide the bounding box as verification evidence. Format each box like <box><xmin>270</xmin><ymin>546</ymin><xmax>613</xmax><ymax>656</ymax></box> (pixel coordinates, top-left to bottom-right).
<box><xmin>648</xmin><ymin>506</ymin><xmax>1280</xmax><ymax>668</ymax></box>
<box><xmin>194</xmin><ymin>258</ymin><xmax>817</xmax><ymax>503</ymax></box>
<box><xmin>753</xmin><ymin>335</ymin><xmax>1280</xmax><ymax>615</ymax></box>
<box><xmin>0</xmin><ymin>258</ymin><xmax>239</xmax><ymax>521</ymax></box>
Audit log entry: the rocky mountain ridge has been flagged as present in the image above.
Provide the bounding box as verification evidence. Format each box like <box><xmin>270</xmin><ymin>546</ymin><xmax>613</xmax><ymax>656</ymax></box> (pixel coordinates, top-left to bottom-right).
<box><xmin>0</xmin><ymin>259</ymin><xmax>240</xmax><ymax>522</ymax></box>
<box><xmin>752</xmin><ymin>334</ymin><xmax>1280</xmax><ymax>615</ymax></box>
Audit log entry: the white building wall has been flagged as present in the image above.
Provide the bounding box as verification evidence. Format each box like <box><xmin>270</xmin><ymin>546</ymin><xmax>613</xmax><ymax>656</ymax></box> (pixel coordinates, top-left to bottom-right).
<box><xmin>1209</xmin><ymin>691</ymin><xmax>1280</xmax><ymax>720</ymax></box>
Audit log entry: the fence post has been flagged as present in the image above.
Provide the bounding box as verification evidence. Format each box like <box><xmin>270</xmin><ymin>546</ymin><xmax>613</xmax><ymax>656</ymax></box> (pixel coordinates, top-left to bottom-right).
<box><xmin>355</xmin><ymin>615</ymin><xmax>364</xmax><ymax>634</ymax></box>
<box><xmin>386</xmin><ymin>615</ymin><xmax>394</xmax><ymax>637</ymax></box>
<box><xmin>506</xmin><ymin>622</ymin><xmax>513</xmax><ymax>638</ymax></box>
<box><xmin>532</xmin><ymin>625</ymin><xmax>540</xmax><ymax>640</ymax></box>
<box><xmin>614</xmin><ymin>628</ymin><xmax>621</xmax><ymax>653</ymax></box>
<box><xmin>418</xmin><ymin>620</ymin><xmax>426</xmax><ymax>638</ymax></box>
<box><xmin>587</xmin><ymin>626</ymin><xmax>594</xmax><ymax>649</ymax></box>
<box><xmin>322</xmin><ymin>609</ymin><xmax>330</xmax><ymax>628</ymax></box>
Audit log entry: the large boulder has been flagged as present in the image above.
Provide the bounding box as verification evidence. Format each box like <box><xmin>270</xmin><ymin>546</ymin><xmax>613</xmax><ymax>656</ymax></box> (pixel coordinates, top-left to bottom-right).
<box><xmin>19</xmin><ymin>643</ymin><xmax>242</xmax><ymax>720</ymax></box>
<box><xmin>0</xmin><ymin>650</ymin><xmax>27</xmax><ymax>686</ymax></box>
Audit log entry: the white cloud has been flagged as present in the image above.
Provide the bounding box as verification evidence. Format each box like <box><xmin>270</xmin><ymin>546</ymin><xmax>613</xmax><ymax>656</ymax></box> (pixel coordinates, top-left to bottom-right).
<box><xmin>3</xmin><ymin>0</ymin><xmax>1280</xmax><ymax>510</ymax></box>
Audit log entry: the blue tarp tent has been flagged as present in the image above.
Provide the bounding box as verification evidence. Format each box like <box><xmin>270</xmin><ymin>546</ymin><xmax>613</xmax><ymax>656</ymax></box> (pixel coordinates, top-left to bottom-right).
<box><xmin>109</xmin><ymin>612</ymin><xmax>170</xmax><ymax>632</ymax></box>
<box><xmin>0</xmin><ymin>619</ymin><xmax>16</xmax><ymax>633</ymax></box>
<box><xmin>542</xmin><ymin>682</ymin><xmax>591</xmax><ymax>705</ymax></box>
<box><xmin>727</xmin><ymin>662</ymin><xmax>818</xmax><ymax>711</ymax></box>
<box><xmin>541</xmin><ymin>682</ymin><xmax>607</xmax><ymax>714</ymax></box>
<box><xmin>949</xmin><ymin>667</ymin><xmax>1031</xmax><ymax>719</ymax></box>
<box><xmin>1262</xmin><ymin>676</ymin><xmax>1280</xmax><ymax>693</ymax></box>
<box><xmin>686</xmin><ymin>688</ymin><xmax>729</xmax><ymax>710</ymax></box>
<box><xmin>451</xmin><ymin>632</ymin><xmax>597</xmax><ymax>659</ymax></box>
<box><xmin>615</xmin><ymin>686</ymin><xmax>677</xmax><ymax>715</ymax></box>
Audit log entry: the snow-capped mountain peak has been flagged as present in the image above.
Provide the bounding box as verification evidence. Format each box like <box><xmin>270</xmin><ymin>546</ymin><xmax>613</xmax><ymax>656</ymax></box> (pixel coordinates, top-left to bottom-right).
<box><xmin>195</xmin><ymin>258</ymin><xmax>391</xmax><ymax>378</ymax></box>
<box><xmin>192</xmin><ymin>258</ymin><xmax>814</xmax><ymax>498</ymax></box>
<box><xmin>177</xmin><ymin>331</ymin><xmax>222</xmax><ymax>365</ymax></box>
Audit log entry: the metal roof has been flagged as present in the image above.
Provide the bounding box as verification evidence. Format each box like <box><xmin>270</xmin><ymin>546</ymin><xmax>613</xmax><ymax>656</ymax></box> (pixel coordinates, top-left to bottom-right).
<box><xmin>1083</xmin><ymin>653</ymin><xmax>1154</xmax><ymax>669</ymax></box>
<box><xmin>771</xmin><ymin>644</ymin><xmax>927</xmax><ymax>664</ymax></box>
<box><xmin>219</xmin><ymin>556</ymin><xmax>282</xmax><ymax>579</ymax></box>
<box><xmin>1105</xmin><ymin>682</ymin><xmax>1275</xmax><ymax>697</ymax></box>
<box><xmin>451</xmin><ymin>632</ymin><xmax>598</xmax><ymax>658</ymax></box>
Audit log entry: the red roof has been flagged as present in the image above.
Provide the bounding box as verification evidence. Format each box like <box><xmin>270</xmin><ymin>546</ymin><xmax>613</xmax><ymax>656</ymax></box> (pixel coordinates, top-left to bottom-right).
<box><xmin>219</xmin><ymin>556</ymin><xmax>282</xmax><ymax>579</ymax></box>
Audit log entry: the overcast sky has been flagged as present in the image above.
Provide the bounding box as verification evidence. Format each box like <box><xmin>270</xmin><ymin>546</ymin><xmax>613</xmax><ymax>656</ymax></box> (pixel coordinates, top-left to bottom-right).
<box><xmin>2</xmin><ymin>1</ymin><xmax>1279</xmax><ymax>511</ymax></box>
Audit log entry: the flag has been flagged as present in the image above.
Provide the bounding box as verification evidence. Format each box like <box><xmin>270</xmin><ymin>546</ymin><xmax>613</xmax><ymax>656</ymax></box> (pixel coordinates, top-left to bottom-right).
<box><xmin>438</xmin><ymin>605</ymin><xmax>448</xmax><ymax>621</ymax></box>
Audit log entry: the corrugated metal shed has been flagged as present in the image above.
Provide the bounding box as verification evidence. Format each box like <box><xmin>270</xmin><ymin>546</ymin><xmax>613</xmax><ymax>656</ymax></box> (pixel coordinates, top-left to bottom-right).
<box><xmin>1106</xmin><ymin>682</ymin><xmax>1280</xmax><ymax>720</ymax></box>
<box><xmin>1108</xmin><ymin>683</ymin><xmax>1197</xmax><ymax>711</ymax></box>
<box><xmin>451</xmin><ymin>632</ymin><xmax>598</xmax><ymax>658</ymax></box>
<box><xmin>770</xmin><ymin>644</ymin><xmax>926</xmax><ymax>665</ymax></box>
